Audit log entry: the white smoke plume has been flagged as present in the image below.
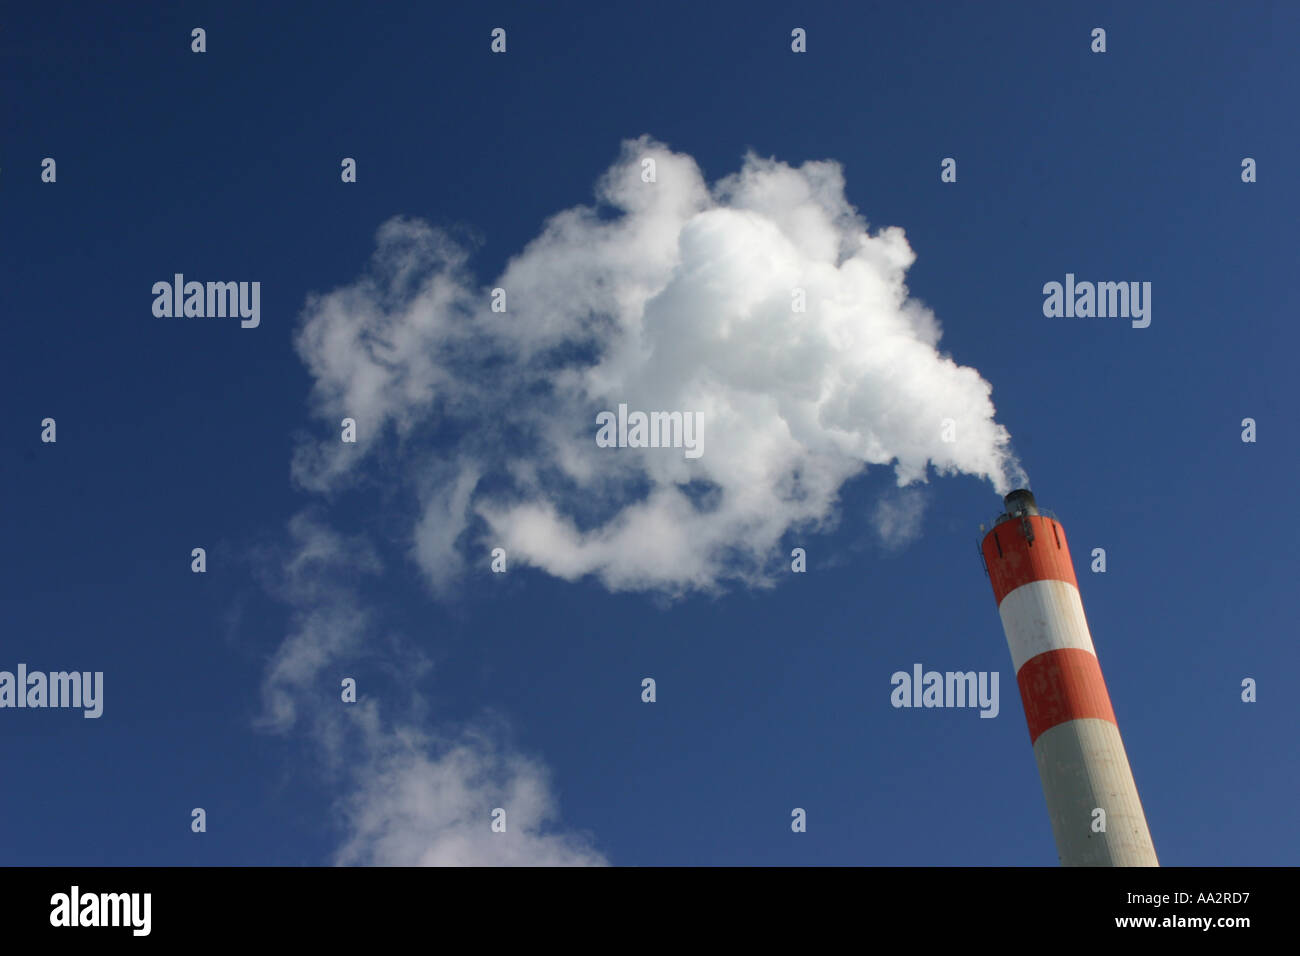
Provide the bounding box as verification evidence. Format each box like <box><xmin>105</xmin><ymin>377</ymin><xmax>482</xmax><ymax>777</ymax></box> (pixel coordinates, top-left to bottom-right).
<box><xmin>264</xmin><ymin>136</ymin><xmax>1028</xmax><ymax>865</ymax></box>
<box><xmin>293</xmin><ymin>136</ymin><xmax>1023</xmax><ymax>597</ymax></box>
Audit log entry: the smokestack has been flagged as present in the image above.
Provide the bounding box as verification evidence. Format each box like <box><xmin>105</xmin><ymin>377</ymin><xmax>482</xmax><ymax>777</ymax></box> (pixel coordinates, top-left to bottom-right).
<box><xmin>980</xmin><ymin>490</ymin><xmax>1158</xmax><ymax>866</ymax></box>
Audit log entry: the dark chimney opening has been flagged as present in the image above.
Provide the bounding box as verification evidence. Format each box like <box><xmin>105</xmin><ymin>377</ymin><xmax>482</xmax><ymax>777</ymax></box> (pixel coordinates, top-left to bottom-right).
<box><xmin>1004</xmin><ymin>489</ymin><xmax>1038</xmax><ymax>517</ymax></box>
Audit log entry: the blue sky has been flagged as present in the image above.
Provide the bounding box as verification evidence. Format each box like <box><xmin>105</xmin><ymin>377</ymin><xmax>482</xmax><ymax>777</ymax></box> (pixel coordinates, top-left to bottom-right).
<box><xmin>4</xmin><ymin>1</ymin><xmax>1297</xmax><ymax>866</ymax></box>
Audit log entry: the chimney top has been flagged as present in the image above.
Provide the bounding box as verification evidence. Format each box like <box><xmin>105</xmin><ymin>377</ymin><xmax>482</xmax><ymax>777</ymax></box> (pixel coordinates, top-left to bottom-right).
<box><xmin>1004</xmin><ymin>488</ymin><xmax>1038</xmax><ymax>517</ymax></box>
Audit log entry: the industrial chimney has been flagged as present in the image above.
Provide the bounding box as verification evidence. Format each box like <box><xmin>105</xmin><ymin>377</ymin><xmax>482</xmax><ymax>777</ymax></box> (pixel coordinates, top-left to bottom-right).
<box><xmin>980</xmin><ymin>490</ymin><xmax>1158</xmax><ymax>866</ymax></box>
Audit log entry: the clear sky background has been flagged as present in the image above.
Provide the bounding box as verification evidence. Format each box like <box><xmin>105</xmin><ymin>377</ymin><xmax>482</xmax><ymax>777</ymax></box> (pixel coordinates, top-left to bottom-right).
<box><xmin>3</xmin><ymin>1</ymin><xmax>1297</xmax><ymax>865</ymax></box>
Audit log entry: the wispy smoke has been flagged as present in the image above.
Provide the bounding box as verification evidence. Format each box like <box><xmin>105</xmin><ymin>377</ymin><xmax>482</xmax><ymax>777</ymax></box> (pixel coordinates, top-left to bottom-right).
<box><xmin>293</xmin><ymin>136</ymin><xmax>1024</xmax><ymax>596</ymax></box>
<box><xmin>873</xmin><ymin>489</ymin><xmax>929</xmax><ymax>551</ymax></box>
<box><xmin>335</xmin><ymin>712</ymin><xmax>605</xmax><ymax>867</ymax></box>
<box><xmin>258</xmin><ymin>512</ymin><xmax>607</xmax><ymax>866</ymax></box>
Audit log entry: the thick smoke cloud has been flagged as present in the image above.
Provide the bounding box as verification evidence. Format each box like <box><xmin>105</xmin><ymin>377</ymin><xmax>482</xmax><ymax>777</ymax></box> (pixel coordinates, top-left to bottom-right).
<box><xmin>293</xmin><ymin>136</ymin><xmax>1023</xmax><ymax>596</ymax></box>
<box><xmin>265</xmin><ymin>136</ymin><xmax>1027</xmax><ymax>866</ymax></box>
